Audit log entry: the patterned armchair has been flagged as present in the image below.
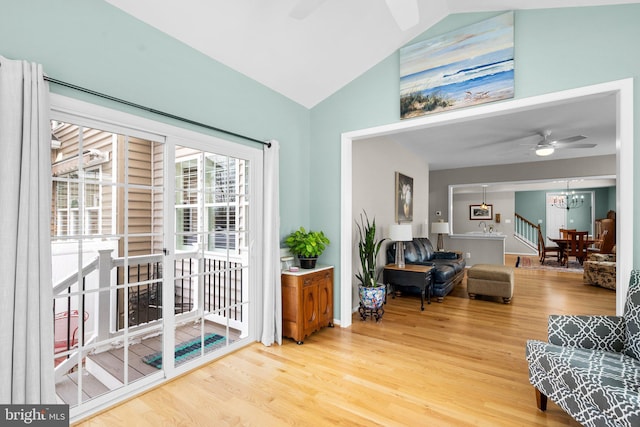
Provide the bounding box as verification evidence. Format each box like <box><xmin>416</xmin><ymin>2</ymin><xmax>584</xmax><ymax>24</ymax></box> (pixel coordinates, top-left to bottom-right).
<box><xmin>525</xmin><ymin>270</ymin><xmax>640</xmax><ymax>427</ymax></box>
<box><xmin>584</xmin><ymin>252</ymin><xmax>616</xmax><ymax>290</ymax></box>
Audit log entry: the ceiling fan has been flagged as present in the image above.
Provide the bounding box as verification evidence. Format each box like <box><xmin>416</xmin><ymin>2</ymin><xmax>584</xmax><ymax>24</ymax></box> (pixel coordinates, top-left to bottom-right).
<box><xmin>530</xmin><ymin>131</ymin><xmax>595</xmax><ymax>157</ymax></box>
<box><xmin>289</xmin><ymin>0</ymin><xmax>419</xmax><ymax>30</ymax></box>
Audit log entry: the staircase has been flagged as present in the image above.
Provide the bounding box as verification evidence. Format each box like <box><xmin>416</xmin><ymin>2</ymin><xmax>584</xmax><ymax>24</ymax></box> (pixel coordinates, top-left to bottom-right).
<box><xmin>514</xmin><ymin>213</ymin><xmax>540</xmax><ymax>253</ymax></box>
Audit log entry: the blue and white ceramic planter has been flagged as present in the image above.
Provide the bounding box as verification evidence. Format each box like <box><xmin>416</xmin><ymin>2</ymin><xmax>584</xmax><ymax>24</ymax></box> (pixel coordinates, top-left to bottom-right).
<box><xmin>358</xmin><ymin>284</ymin><xmax>386</xmax><ymax>309</ymax></box>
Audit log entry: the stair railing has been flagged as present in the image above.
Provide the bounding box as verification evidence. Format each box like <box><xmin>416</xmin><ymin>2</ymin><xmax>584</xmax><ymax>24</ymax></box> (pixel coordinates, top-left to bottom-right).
<box><xmin>514</xmin><ymin>213</ymin><xmax>540</xmax><ymax>251</ymax></box>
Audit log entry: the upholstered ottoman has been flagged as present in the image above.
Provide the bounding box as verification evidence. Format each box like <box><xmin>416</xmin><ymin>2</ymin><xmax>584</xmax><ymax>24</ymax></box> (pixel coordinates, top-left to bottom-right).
<box><xmin>467</xmin><ymin>264</ymin><xmax>514</xmax><ymax>304</ymax></box>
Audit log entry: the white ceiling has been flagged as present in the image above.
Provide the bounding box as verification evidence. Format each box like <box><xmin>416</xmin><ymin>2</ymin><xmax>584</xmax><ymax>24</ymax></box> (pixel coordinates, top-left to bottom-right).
<box><xmin>368</xmin><ymin>90</ymin><xmax>617</xmax><ymax>171</ymax></box>
<box><xmin>104</xmin><ymin>0</ymin><xmax>638</xmax><ymax>108</ymax></box>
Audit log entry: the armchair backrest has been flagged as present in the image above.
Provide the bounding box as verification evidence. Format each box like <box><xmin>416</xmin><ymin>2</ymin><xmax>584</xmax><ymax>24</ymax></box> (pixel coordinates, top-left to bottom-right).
<box><xmin>598</xmin><ymin>219</ymin><xmax>616</xmax><ymax>254</ymax></box>
<box><xmin>624</xmin><ymin>270</ymin><xmax>640</xmax><ymax>360</ymax></box>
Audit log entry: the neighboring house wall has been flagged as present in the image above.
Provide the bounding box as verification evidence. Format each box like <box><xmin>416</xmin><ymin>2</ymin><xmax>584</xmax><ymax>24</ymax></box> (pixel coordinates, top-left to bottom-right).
<box><xmin>118</xmin><ymin>135</ymin><xmax>155</xmax><ymax>258</ymax></box>
<box><xmin>51</xmin><ymin>123</ymin><xmax>115</xmax><ymax>239</ymax></box>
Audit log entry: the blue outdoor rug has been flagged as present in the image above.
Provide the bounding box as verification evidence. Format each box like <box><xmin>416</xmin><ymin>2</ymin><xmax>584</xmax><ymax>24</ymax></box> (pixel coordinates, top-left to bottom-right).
<box><xmin>142</xmin><ymin>333</ymin><xmax>226</xmax><ymax>369</ymax></box>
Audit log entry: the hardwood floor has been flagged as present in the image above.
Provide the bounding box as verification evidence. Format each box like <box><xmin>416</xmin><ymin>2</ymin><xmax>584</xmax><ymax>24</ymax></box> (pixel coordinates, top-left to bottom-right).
<box><xmin>75</xmin><ymin>255</ymin><xmax>616</xmax><ymax>426</ymax></box>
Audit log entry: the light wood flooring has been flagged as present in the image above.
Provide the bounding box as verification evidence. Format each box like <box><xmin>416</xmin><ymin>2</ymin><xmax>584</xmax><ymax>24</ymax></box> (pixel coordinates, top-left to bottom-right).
<box><xmin>75</xmin><ymin>255</ymin><xmax>616</xmax><ymax>426</ymax></box>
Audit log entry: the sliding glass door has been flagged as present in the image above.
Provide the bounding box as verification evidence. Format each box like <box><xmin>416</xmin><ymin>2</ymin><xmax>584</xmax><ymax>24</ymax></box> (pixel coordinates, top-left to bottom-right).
<box><xmin>50</xmin><ymin>97</ymin><xmax>262</xmax><ymax>420</ymax></box>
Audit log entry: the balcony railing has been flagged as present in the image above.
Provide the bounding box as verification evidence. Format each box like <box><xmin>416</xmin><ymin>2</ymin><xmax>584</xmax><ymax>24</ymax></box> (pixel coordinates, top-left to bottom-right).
<box><xmin>53</xmin><ymin>249</ymin><xmax>245</xmax><ymax>375</ymax></box>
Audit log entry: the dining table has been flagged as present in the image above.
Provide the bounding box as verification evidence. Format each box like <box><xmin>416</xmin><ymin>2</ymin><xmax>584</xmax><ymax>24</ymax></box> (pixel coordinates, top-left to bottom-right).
<box><xmin>548</xmin><ymin>236</ymin><xmax>596</xmax><ymax>265</ymax></box>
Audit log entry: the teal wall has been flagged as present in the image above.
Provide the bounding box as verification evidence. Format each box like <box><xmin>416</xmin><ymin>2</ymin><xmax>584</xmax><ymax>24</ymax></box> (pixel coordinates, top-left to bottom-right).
<box><xmin>3</xmin><ymin>3</ymin><xmax>640</xmax><ymax>321</ymax></box>
<box><xmin>0</xmin><ymin>0</ymin><xmax>312</xmax><ymax>235</ymax></box>
<box><xmin>515</xmin><ymin>187</ymin><xmax>615</xmax><ymax>237</ymax></box>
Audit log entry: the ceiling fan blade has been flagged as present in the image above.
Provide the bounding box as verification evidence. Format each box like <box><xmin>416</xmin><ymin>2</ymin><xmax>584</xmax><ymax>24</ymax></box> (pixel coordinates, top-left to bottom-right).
<box><xmin>554</xmin><ymin>135</ymin><xmax>587</xmax><ymax>144</ymax></box>
<box><xmin>555</xmin><ymin>143</ymin><xmax>597</xmax><ymax>149</ymax></box>
<box><xmin>471</xmin><ymin>133</ymin><xmax>540</xmax><ymax>149</ymax></box>
<box><xmin>385</xmin><ymin>0</ymin><xmax>419</xmax><ymax>31</ymax></box>
<box><xmin>289</xmin><ymin>0</ymin><xmax>328</xmax><ymax>20</ymax></box>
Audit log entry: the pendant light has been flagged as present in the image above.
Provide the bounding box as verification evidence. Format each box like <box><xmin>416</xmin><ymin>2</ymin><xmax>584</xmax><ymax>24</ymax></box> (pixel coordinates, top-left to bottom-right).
<box><xmin>480</xmin><ymin>185</ymin><xmax>488</xmax><ymax>210</ymax></box>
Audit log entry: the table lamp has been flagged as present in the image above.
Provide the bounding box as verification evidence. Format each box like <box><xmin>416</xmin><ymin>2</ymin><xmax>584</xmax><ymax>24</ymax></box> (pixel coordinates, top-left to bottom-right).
<box><xmin>389</xmin><ymin>223</ymin><xmax>413</xmax><ymax>268</ymax></box>
<box><xmin>431</xmin><ymin>222</ymin><xmax>449</xmax><ymax>251</ymax></box>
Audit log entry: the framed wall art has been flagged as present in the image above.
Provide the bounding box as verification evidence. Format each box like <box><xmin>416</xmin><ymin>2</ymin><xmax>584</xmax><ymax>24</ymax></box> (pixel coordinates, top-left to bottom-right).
<box><xmin>395</xmin><ymin>172</ymin><xmax>413</xmax><ymax>223</ymax></box>
<box><xmin>399</xmin><ymin>11</ymin><xmax>514</xmax><ymax>119</ymax></box>
<box><xmin>469</xmin><ymin>204</ymin><xmax>493</xmax><ymax>220</ymax></box>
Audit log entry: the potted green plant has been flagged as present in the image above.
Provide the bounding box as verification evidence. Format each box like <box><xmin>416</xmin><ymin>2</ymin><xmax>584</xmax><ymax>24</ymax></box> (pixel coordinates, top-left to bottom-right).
<box><xmin>355</xmin><ymin>211</ymin><xmax>387</xmax><ymax>320</ymax></box>
<box><xmin>284</xmin><ymin>226</ymin><xmax>330</xmax><ymax>269</ymax></box>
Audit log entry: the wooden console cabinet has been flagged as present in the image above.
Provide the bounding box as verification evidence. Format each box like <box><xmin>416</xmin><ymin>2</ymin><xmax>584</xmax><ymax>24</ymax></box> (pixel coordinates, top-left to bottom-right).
<box><xmin>281</xmin><ymin>266</ymin><xmax>333</xmax><ymax>344</ymax></box>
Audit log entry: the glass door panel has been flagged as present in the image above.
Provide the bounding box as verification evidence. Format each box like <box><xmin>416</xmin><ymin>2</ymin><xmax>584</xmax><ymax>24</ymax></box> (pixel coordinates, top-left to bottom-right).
<box><xmin>51</xmin><ymin>121</ymin><xmax>165</xmax><ymax>410</ymax></box>
<box><xmin>172</xmin><ymin>145</ymin><xmax>251</xmax><ymax>368</ymax></box>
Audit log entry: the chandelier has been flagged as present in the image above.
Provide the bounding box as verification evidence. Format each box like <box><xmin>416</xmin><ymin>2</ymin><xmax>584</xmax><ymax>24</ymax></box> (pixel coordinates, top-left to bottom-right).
<box><xmin>552</xmin><ymin>182</ymin><xmax>584</xmax><ymax>210</ymax></box>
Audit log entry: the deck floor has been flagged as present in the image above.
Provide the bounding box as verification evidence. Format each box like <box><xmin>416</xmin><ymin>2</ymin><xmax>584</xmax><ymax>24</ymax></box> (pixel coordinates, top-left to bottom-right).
<box><xmin>56</xmin><ymin>319</ymin><xmax>240</xmax><ymax>406</ymax></box>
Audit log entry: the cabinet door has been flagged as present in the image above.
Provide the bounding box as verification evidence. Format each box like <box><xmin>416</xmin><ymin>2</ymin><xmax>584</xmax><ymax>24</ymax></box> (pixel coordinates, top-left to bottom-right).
<box><xmin>302</xmin><ymin>280</ymin><xmax>318</xmax><ymax>336</ymax></box>
<box><xmin>317</xmin><ymin>271</ymin><xmax>333</xmax><ymax>326</ymax></box>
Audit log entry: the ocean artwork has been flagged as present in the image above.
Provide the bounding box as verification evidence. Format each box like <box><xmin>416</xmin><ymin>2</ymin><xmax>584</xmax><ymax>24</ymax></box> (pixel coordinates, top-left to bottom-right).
<box><xmin>399</xmin><ymin>12</ymin><xmax>514</xmax><ymax>119</ymax></box>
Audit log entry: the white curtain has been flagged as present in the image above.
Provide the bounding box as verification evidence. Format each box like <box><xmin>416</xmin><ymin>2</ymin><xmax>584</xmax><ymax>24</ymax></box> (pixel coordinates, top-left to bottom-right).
<box><xmin>0</xmin><ymin>56</ymin><xmax>55</xmax><ymax>403</ymax></box>
<box><xmin>261</xmin><ymin>140</ymin><xmax>282</xmax><ymax>346</ymax></box>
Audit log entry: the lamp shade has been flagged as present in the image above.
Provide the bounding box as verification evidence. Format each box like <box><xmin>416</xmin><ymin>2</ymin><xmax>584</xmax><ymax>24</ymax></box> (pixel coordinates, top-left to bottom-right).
<box><xmin>389</xmin><ymin>223</ymin><xmax>413</xmax><ymax>241</ymax></box>
<box><xmin>431</xmin><ymin>222</ymin><xmax>449</xmax><ymax>234</ymax></box>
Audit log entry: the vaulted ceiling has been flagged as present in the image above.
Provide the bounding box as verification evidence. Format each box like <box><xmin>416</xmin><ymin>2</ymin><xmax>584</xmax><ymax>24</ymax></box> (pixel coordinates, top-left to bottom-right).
<box><xmin>105</xmin><ymin>0</ymin><xmax>637</xmax><ymax>108</ymax></box>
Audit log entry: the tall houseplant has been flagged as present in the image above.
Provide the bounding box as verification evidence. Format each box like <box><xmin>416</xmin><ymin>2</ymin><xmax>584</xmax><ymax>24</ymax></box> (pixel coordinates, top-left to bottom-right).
<box><xmin>355</xmin><ymin>211</ymin><xmax>387</xmax><ymax>320</ymax></box>
<box><xmin>285</xmin><ymin>226</ymin><xmax>330</xmax><ymax>269</ymax></box>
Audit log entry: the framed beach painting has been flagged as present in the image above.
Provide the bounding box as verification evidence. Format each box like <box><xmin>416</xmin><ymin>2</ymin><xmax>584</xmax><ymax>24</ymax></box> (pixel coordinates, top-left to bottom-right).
<box><xmin>395</xmin><ymin>172</ymin><xmax>413</xmax><ymax>223</ymax></box>
<box><xmin>399</xmin><ymin>11</ymin><xmax>514</xmax><ymax>119</ymax></box>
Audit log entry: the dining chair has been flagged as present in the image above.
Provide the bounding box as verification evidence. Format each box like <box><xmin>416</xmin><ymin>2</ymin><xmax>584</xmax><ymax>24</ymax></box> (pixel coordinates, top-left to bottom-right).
<box><xmin>537</xmin><ymin>226</ymin><xmax>560</xmax><ymax>264</ymax></box>
<box><xmin>564</xmin><ymin>230</ymin><xmax>589</xmax><ymax>266</ymax></box>
<box><xmin>559</xmin><ymin>228</ymin><xmax>576</xmax><ymax>239</ymax></box>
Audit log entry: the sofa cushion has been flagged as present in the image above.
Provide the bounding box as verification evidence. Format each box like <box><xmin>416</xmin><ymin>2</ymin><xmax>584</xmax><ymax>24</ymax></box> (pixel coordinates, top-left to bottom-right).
<box><xmin>623</xmin><ymin>270</ymin><xmax>640</xmax><ymax>360</ymax></box>
<box><xmin>431</xmin><ymin>258</ymin><xmax>463</xmax><ymax>274</ymax></box>
<box><xmin>431</xmin><ymin>264</ymin><xmax>456</xmax><ymax>283</ymax></box>
<box><xmin>415</xmin><ymin>238</ymin><xmax>435</xmax><ymax>259</ymax></box>
<box><xmin>527</xmin><ymin>339</ymin><xmax>640</xmax><ymax>426</ymax></box>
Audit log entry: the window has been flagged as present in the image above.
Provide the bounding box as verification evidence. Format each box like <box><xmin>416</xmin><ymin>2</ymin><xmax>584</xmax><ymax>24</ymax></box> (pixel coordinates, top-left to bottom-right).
<box><xmin>55</xmin><ymin>167</ymin><xmax>102</xmax><ymax>236</ymax></box>
<box><xmin>175</xmin><ymin>159</ymin><xmax>198</xmax><ymax>249</ymax></box>
<box><xmin>175</xmin><ymin>153</ymin><xmax>242</xmax><ymax>251</ymax></box>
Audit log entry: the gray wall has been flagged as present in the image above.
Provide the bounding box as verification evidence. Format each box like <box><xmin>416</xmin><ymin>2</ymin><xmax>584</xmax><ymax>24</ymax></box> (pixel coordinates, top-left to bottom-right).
<box><xmin>430</xmin><ymin>155</ymin><xmax>616</xmax><ymax>225</ymax></box>
<box><xmin>352</xmin><ymin>138</ymin><xmax>429</xmax><ymax>308</ymax></box>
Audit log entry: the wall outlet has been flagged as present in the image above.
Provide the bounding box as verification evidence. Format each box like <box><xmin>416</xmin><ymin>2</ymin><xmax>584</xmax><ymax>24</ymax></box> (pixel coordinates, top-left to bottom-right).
<box><xmin>538</xmin><ymin>219</ymin><xmax>543</xmax><ymax>224</ymax></box>
<box><xmin>465</xmin><ymin>252</ymin><xmax>471</xmax><ymax>259</ymax></box>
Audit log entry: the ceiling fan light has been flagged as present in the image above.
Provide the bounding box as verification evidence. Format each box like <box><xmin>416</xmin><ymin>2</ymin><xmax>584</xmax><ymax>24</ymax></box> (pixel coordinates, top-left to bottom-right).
<box><xmin>535</xmin><ymin>147</ymin><xmax>555</xmax><ymax>157</ymax></box>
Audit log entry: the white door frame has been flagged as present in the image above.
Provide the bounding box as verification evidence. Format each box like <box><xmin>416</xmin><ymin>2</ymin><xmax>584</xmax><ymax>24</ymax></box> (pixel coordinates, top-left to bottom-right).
<box><xmin>341</xmin><ymin>79</ymin><xmax>633</xmax><ymax>324</ymax></box>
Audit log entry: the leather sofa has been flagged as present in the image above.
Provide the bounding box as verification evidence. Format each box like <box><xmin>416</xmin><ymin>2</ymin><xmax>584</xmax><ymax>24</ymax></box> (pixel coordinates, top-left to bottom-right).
<box><xmin>387</xmin><ymin>237</ymin><xmax>465</xmax><ymax>302</ymax></box>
